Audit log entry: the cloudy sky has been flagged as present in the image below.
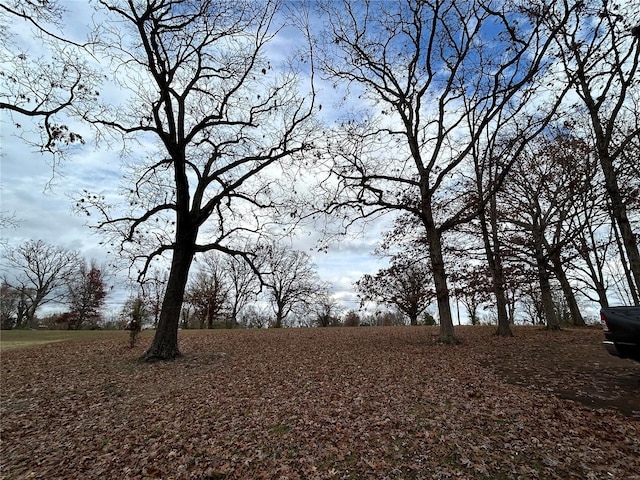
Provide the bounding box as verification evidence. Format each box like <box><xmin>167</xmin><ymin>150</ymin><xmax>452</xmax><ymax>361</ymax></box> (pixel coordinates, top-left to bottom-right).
<box><xmin>0</xmin><ymin>120</ymin><xmax>391</xmax><ymax>314</ymax></box>
<box><xmin>0</xmin><ymin>1</ymin><xmax>393</xmax><ymax>316</ymax></box>
<box><xmin>0</xmin><ymin>109</ymin><xmax>391</xmax><ymax>314</ymax></box>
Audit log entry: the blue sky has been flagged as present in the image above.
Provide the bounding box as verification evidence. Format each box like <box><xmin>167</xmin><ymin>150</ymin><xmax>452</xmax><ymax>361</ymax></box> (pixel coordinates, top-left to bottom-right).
<box><xmin>0</xmin><ymin>116</ymin><xmax>389</xmax><ymax>314</ymax></box>
<box><xmin>0</xmin><ymin>1</ymin><xmax>394</xmax><ymax>317</ymax></box>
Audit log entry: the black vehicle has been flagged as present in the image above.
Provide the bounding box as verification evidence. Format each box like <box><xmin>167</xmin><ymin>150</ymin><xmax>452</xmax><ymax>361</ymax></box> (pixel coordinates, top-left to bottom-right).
<box><xmin>601</xmin><ymin>306</ymin><xmax>640</xmax><ymax>362</ymax></box>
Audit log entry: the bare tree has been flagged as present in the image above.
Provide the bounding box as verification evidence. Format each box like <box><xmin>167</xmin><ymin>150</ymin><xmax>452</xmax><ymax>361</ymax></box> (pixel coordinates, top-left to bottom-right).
<box><xmin>499</xmin><ymin>132</ymin><xmax>596</xmax><ymax>329</ymax></box>
<box><xmin>75</xmin><ymin>1</ymin><xmax>316</xmax><ymax>359</ymax></box>
<box><xmin>314</xmin><ymin>0</ymin><xmax>572</xmax><ymax>342</ymax></box>
<box><xmin>545</xmin><ymin>0</ymin><xmax>640</xmax><ymax>301</ymax></box>
<box><xmin>2</xmin><ymin>240</ymin><xmax>81</xmax><ymax>328</ymax></box>
<box><xmin>470</xmin><ymin>129</ymin><xmax>524</xmax><ymax>337</ymax></box>
<box><xmin>240</xmin><ymin>304</ymin><xmax>271</xmax><ymax>329</ymax></box>
<box><xmin>569</xmin><ymin>209</ymin><xmax>617</xmax><ymax>308</ymax></box>
<box><xmin>449</xmin><ymin>264</ymin><xmax>494</xmax><ymax>326</ymax></box>
<box><xmin>187</xmin><ymin>253</ymin><xmax>230</xmax><ymax>329</ymax></box>
<box><xmin>223</xmin><ymin>252</ymin><xmax>261</xmax><ymax>328</ymax></box>
<box><xmin>0</xmin><ymin>280</ymin><xmax>20</xmax><ymax>329</ymax></box>
<box><xmin>547</xmin><ymin>126</ymin><xmax>627</xmax><ymax>309</ymax></box>
<box><xmin>261</xmin><ymin>243</ymin><xmax>327</xmax><ymax>328</ymax></box>
<box><xmin>343</xmin><ymin>310</ymin><xmax>361</xmax><ymax>327</ymax></box>
<box><xmin>473</xmin><ymin>156</ymin><xmax>513</xmax><ymax>334</ymax></box>
<box><xmin>314</xmin><ymin>293</ymin><xmax>342</xmax><ymax>327</ymax></box>
<box><xmin>65</xmin><ymin>260</ymin><xmax>108</xmax><ymax>329</ymax></box>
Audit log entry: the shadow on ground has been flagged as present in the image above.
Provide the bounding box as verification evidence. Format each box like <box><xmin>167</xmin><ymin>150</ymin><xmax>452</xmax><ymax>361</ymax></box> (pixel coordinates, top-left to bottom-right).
<box><xmin>481</xmin><ymin>327</ymin><xmax>640</xmax><ymax>418</ymax></box>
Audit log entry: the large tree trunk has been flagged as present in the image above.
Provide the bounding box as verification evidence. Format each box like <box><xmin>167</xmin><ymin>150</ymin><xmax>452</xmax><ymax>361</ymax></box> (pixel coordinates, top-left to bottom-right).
<box><xmin>599</xmin><ymin>151</ymin><xmax>640</xmax><ymax>301</ymax></box>
<box><xmin>533</xmin><ymin>228</ymin><xmax>560</xmax><ymax>330</ymax></box>
<box><xmin>424</xmin><ymin>219</ymin><xmax>457</xmax><ymax>343</ymax></box>
<box><xmin>207</xmin><ymin>305</ymin><xmax>214</xmax><ymax>329</ymax></box>
<box><xmin>231</xmin><ymin>303</ymin><xmax>239</xmax><ymax>329</ymax></box>
<box><xmin>480</xmin><ymin>196</ymin><xmax>513</xmax><ymax>337</ymax></box>
<box><xmin>538</xmin><ymin>265</ymin><xmax>560</xmax><ymax>330</ymax></box>
<box><xmin>15</xmin><ymin>293</ymin><xmax>28</xmax><ymax>329</ymax></box>
<box><xmin>273</xmin><ymin>301</ymin><xmax>284</xmax><ymax>328</ymax></box>
<box><xmin>143</xmin><ymin>244</ymin><xmax>195</xmax><ymax>361</ymax></box>
<box><xmin>25</xmin><ymin>290</ymin><xmax>46</xmax><ymax>329</ymax></box>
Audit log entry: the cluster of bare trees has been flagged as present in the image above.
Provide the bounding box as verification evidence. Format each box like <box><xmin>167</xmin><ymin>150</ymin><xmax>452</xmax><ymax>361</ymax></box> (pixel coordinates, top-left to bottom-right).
<box><xmin>1</xmin><ymin>0</ymin><xmax>638</xmax><ymax>357</ymax></box>
<box><xmin>358</xmin><ymin>124</ymin><xmax>638</xmax><ymax>329</ymax></box>
<box><xmin>119</xmin><ymin>242</ymin><xmax>330</xmax><ymax>330</ymax></box>
<box><xmin>314</xmin><ymin>0</ymin><xmax>639</xmax><ymax>340</ymax></box>
<box><xmin>1</xmin><ymin>240</ymin><xmax>107</xmax><ymax>329</ymax></box>
<box><xmin>355</xmin><ymin>256</ymin><xmax>433</xmax><ymax>326</ymax></box>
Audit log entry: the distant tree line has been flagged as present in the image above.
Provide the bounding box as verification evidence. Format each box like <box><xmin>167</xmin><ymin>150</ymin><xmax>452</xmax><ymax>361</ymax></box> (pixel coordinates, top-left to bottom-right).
<box><xmin>121</xmin><ymin>241</ymin><xmax>337</xmax><ymax>330</ymax></box>
<box><xmin>1</xmin><ymin>0</ymin><xmax>638</xmax><ymax>357</ymax></box>
<box><xmin>1</xmin><ymin>240</ymin><xmax>107</xmax><ymax>329</ymax></box>
<box><xmin>0</xmin><ymin>238</ymin><xmax>431</xmax><ymax>331</ymax></box>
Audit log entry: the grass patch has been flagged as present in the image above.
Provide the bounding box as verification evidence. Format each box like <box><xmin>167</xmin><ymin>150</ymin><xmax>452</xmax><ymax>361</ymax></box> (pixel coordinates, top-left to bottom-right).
<box><xmin>268</xmin><ymin>424</ymin><xmax>292</xmax><ymax>435</ymax></box>
<box><xmin>0</xmin><ymin>329</ymin><xmax>125</xmax><ymax>352</ymax></box>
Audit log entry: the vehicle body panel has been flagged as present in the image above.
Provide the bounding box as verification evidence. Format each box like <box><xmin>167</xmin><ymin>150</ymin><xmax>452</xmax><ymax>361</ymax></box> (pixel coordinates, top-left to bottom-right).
<box><xmin>601</xmin><ymin>306</ymin><xmax>640</xmax><ymax>362</ymax></box>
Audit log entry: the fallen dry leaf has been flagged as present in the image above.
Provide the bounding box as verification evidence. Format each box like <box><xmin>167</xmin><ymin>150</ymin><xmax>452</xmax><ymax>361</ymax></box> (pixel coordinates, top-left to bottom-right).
<box><xmin>1</xmin><ymin>326</ymin><xmax>638</xmax><ymax>479</ymax></box>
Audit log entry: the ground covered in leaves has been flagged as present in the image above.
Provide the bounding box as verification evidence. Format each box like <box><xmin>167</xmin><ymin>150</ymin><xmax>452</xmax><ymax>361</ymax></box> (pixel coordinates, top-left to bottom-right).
<box><xmin>1</xmin><ymin>326</ymin><xmax>639</xmax><ymax>479</ymax></box>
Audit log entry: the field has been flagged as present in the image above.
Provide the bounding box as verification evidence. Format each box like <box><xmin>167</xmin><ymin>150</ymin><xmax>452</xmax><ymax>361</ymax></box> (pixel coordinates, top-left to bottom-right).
<box><xmin>1</xmin><ymin>326</ymin><xmax>639</xmax><ymax>479</ymax></box>
<box><xmin>0</xmin><ymin>330</ymin><xmax>124</xmax><ymax>352</ymax></box>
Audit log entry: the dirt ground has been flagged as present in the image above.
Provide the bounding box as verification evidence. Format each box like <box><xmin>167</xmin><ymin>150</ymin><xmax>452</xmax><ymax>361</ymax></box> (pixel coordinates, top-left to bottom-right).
<box><xmin>1</xmin><ymin>325</ymin><xmax>639</xmax><ymax>479</ymax></box>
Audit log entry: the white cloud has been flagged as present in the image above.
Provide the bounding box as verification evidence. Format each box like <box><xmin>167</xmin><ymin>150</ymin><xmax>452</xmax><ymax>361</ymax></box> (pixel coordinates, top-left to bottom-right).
<box><xmin>0</xmin><ymin>1</ymin><xmax>394</xmax><ymax>319</ymax></box>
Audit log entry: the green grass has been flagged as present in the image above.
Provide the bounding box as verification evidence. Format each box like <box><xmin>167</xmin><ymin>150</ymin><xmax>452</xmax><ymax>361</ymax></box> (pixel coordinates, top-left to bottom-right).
<box><xmin>268</xmin><ymin>424</ymin><xmax>292</xmax><ymax>435</ymax></box>
<box><xmin>0</xmin><ymin>329</ymin><xmax>124</xmax><ymax>352</ymax></box>
<box><xmin>0</xmin><ymin>327</ymin><xmax>240</xmax><ymax>353</ymax></box>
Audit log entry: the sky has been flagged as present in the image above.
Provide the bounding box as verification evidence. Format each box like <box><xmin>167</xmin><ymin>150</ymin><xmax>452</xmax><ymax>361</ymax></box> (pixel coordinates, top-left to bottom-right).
<box><xmin>0</xmin><ymin>2</ymin><xmax>395</xmax><ymax>318</ymax></box>
<box><xmin>0</xmin><ymin>112</ymin><xmax>392</xmax><ymax>315</ymax></box>
<box><xmin>0</xmin><ymin>118</ymin><xmax>390</xmax><ymax>315</ymax></box>
<box><xmin>7</xmin><ymin>0</ymin><xmax>612</xmax><ymax>323</ymax></box>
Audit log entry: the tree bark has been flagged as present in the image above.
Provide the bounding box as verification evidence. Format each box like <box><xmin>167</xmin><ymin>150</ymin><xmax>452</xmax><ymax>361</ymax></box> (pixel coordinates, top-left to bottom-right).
<box><xmin>425</xmin><ymin>221</ymin><xmax>457</xmax><ymax>343</ymax></box>
<box><xmin>273</xmin><ymin>300</ymin><xmax>284</xmax><ymax>328</ymax></box>
<box><xmin>538</xmin><ymin>267</ymin><xmax>560</xmax><ymax>330</ymax></box>
<box><xmin>480</xmin><ymin>195</ymin><xmax>513</xmax><ymax>337</ymax></box>
<box><xmin>532</xmin><ymin>228</ymin><xmax>560</xmax><ymax>330</ymax></box>
<box><xmin>598</xmin><ymin>151</ymin><xmax>640</xmax><ymax>301</ymax></box>
<box><xmin>143</xmin><ymin>243</ymin><xmax>195</xmax><ymax>361</ymax></box>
